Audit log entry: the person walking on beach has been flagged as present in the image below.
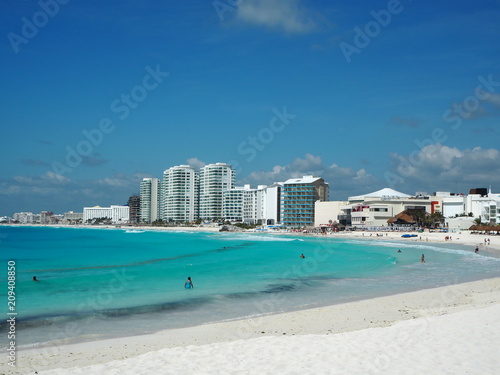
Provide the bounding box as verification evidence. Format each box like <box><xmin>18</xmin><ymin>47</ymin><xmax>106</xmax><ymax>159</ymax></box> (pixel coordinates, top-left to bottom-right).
<box><xmin>184</xmin><ymin>277</ymin><xmax>193</xmax><ymax>289</ymax></box>
<box><xmin>421</xmin><ymin>254</ymin><xmax>425</xmax><ymax>263</ymax></box>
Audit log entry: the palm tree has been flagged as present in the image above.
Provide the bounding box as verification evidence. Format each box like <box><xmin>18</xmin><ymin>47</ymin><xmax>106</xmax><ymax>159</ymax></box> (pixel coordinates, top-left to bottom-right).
<box><xmin>473</xmin><ymin>217</ymin><xmax>482</xmax><ymax>225</ymax></box>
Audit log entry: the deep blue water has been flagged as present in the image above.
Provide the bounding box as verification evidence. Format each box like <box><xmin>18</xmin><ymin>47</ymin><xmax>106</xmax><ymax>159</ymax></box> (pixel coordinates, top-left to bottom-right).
<box><xmin>1</xmin><ymin>225</ymin><xmax>499</xmax><ymax>347</ymax></box>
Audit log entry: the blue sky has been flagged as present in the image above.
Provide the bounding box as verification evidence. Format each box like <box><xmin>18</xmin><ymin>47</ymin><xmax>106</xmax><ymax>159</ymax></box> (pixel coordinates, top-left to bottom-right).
<box><xmin>1</xmin><ymin>0</ymin><xmax>500</xmax><ymax>215</ymax></box>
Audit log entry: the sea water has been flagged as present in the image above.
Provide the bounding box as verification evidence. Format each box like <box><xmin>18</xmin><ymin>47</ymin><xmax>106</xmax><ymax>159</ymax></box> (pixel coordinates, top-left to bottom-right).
<box><xmin>0</xmin><ymin>226</ymin><xmax>499</xmax><ymax>348</ymax></box>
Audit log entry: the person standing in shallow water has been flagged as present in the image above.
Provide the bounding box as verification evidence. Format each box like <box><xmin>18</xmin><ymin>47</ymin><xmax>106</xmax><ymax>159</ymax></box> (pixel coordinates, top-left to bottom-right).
<box><xmin>184</xmin><ymin>277</ymin><xmax>193</xmax><ymax>289</ymax></box>
<box><xmin>421</xmin><ymin>254</ymin><xmax>425</xmax><ymax>263</ymax></box>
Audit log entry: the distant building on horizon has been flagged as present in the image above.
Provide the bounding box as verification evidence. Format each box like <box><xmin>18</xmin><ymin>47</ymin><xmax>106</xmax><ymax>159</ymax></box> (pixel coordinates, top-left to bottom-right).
<box><xmin>40</xmin><ymin>211</ymin><xmax>54</xmax><ymax>225</ymax></box>
<box><xmin>83</xmin><ymin>205</ymin><xmax>129</xmax><ymax>224</ymax></box>
<box><xmin>140</xmin><ymin>178</ymin><xmax>160</xmax><ymax>223</ymax></box>
<box><xmin>127</xmin><ymin>195</ymin><xmax>141</xmax><ymax>224</ymax></box>
<box><xmin>63</xmin><ymin>211</ymin><xmax>83</xmax><ymax>224</ymax></box>
<box><xmin>13</xmin><ymin>212</ymin><xmax>35</xmax><ymax>224</ymax></box>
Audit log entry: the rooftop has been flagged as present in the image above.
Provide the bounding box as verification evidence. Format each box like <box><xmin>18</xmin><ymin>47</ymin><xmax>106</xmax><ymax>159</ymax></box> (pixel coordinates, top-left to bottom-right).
<box><xmin>348</xmin><ymin>188</ymin><xmax>411</xmax><ymax>201</ymax></box>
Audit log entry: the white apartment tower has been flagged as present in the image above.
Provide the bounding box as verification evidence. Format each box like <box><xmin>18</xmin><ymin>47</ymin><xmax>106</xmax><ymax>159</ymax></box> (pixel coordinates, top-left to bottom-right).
<box><xmin>140</xmin><ymin>178</ymin><xmax>160</xmax><ymax>223</ymax></box>
<box><xmin>199</xmin><ymin>163</ymin><xmax>235</xmax><ymax>220</ymax></box>
<box><xmin>162</xmin><ymin>165</ymin><xmax>198</xmax><ymax>222</ymax></box>
<box><xmin>261</xmin><ymin>182</ymin><xmax>283</xmax><ymax>225</ymax></box>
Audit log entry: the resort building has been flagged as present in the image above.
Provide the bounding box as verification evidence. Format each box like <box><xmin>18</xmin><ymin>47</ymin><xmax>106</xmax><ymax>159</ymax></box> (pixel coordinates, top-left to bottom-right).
<box><xmin>431</xmin><ymin>188</ymin><xmax>500</xmax><ymax>225</ymax></box>
<box><xmin>340</xmin><ymin>188</ymin><xmax>433</xmax><ymax>229</ymax></box>
<box><xmin>281</xmin><ymin>176</ymin><xmax>329</xmax><ymax>228</ymax></box>
<box><xmin>432</xmin><ymin>192</ymin><xmax>466</xmax><ymax>218</ymax></box>
<box><xmin>12</xmin><ymin>212</ymin><xmax>35</xmax><ymax>224</ymax></box>
<box><xmin>161</xmin><ymin>165</ymin><xmax>198</xmax><ymax>222</ymax></box>
<box><xmin>40</xmin><ymin>211</ymin><xmax>54</xmax><ymax>225</ymax></box>
<box><xmin>83</xmin><ymin>205</ymin><xmax>130</xmax><ymax>224</ymax></box>
<box><xmin>62</xmin><ymin>211</ymin><xmax>83</xmax><ymax>224</ymax></box>
<box><xmin>127</xmin><ymin>195</ymin><xmax>141</xmax><ymax>224</ymax></box>
<box><xmin>198</xmin><ymin>163</ymin><xmax>235</xmax><ymax>220</ymax></box>
<box><xmin>140</xmin><ymin>178</ymin><xmax>160</xmax><ymax>223</ymax></box>
<box><xmin>223</xmin><ymin>184</ymin><xmax>282</xmax><ymax>225</ymax></box>
<box><xmin>465</xmin><ymin>188</ymin><xmax>500</xmax><ymax>225</ymax></box>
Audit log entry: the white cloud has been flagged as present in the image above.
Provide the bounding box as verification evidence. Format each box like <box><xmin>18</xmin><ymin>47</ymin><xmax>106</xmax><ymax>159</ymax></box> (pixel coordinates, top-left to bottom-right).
<box><xmin>388</xmin><ymin>144</ymin><xmax>500</xmax><ymax>192</ymax></box>
<box><xmin>186</xmin><ymin>157</ymin><xmax>206</xmax><ymax>170</ymax></box>
<box><xmin>236</xmin><ymin>0</ymin><xmax>318</xmax><ymax>34</ymax></box>
<box><xmin>97</xmin><ymin>172</ymin><xmax>148</xmax><ymax>188</ymax></box>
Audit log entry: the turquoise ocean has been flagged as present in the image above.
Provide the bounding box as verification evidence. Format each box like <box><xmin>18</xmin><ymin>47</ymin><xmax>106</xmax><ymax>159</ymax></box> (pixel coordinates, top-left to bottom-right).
<box><xmin>1</xmin><ymin>226</ymin><xmax>499</xmax><ymax>348</ymax></box>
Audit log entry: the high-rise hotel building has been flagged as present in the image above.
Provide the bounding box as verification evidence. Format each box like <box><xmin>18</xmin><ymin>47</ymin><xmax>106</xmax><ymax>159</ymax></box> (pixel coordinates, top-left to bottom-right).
<box><xmin>199</xmin><ymin>163</ymin><xmax>235</xmax><ymax>220</ymax></box>
<box><xmin>140</xmin><ymin>177</ymin><xmax>160</xmax><ymax>223</ymax></box>
<box><xmin>162</xmin><ymin>165</ymin><xmax>198</xmax><ymax>222</ymax></box>
<box><xmin>281</xmin><ymin>176</ymin><xmax>329</xmax><ymax>228</ymax></box>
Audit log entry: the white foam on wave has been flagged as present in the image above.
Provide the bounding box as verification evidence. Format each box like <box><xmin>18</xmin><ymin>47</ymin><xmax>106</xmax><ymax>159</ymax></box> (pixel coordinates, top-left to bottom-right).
<box><xmin>347</xmin><ymin>238</ymin><xmax>500</xmax><ymax>262</ymax></box>
<box><xmin>216</xmin><ymin>234</ymin><xmax>300</xmax><ymax>242</ymax></box>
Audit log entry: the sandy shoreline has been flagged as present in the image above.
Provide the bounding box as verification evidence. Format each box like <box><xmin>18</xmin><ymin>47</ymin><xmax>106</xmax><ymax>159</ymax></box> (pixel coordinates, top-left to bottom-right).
<box><xmin>6</xmin><ymin>223</ymin><xmax>500</xmax><ymax>252</ymax></box>
<box><xmin>8</xmin><ymin>277</ymin><xmax>499</xmax><ymax>374</ymax></box>
<box><xmin>3</xmin><ymin>225</ymin><xmax>500</xmax><ymax>374</ymax></box>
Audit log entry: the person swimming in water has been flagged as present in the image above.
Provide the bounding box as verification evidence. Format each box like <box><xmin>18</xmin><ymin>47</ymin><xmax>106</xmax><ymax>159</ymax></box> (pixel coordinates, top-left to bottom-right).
<box><xmin>184</xmin><ymin>276</ymin><xmax>193</xmax><ymax>289</ymax></box>
<box><xmin>33</xmin><ymin>276</ymin><xmax>38</xmax><ymax>281</ymax></box>
<box><xmin>300</xmin><ymin>254</ymin><xmax>305</xmax><ymax>258</ymax></box>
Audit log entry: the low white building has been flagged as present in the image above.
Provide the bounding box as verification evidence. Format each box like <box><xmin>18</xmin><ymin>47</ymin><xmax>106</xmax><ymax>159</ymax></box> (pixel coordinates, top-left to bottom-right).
<box><xmin>466</xmin><ymin>189</ymin><xmax>500</xmax><ymax>225</ymax></box>
<box><xmin>433</xmin><ymin>188</ymin><xmax>500</xmax><ymax>225</ymax></box>
<box><xmin>341</xmin><ymin>188</ymin><xmax>433</xmax><ymax>229</ymax></box>
<box><xmin>314</xmin><ymin>201</ymin><xmax>348</xmax><ymax>228</ymax></box>
<box><xmin>63</xmin><ymin>211</ymin><xmax>83</xmax><ymax>223</ymax></box>
<box><xmin>83</xmin><ymin>205</ymin><xmax>129</xmax><ymax>224</ymax></box>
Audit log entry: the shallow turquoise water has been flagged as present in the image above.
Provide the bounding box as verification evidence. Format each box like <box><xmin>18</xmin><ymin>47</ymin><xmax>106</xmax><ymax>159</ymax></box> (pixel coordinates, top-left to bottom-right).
<box><xmin>0</xmin><ymin>226</ymin><xmax>499</xmax><ymax>347</ymax></box>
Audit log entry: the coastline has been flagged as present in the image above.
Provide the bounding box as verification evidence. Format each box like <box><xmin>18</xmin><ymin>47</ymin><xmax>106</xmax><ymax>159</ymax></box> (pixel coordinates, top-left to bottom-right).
<box><xmin>11</xmin><ymin>277</ymin><xmax>500</xmax><ymax>374</ymax></box>
<box><xmin>4</xmin><ymin>223</ymin><xmax>500</xmax><ymax>253</ymax></box>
